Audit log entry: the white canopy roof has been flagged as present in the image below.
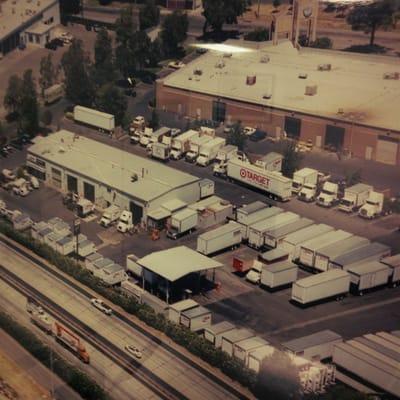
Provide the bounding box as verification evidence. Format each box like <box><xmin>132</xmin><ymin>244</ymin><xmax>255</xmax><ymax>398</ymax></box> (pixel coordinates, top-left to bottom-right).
<box><xmin>138</xmin><ymin>246</ymin><xmax>223</xmax><ymax>282</ymax></box>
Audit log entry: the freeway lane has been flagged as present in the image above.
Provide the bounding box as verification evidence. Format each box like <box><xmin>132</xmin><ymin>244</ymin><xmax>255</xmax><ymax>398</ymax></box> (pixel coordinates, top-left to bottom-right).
<box><xmin>0</xmin><ymin>240</ymin><xmax>252</xmax><ymax>400</ymax></box>
<box><xmin>0</xmin><ymin>279</ymin><xmax>152</xmax><ymax>400</ymax></box>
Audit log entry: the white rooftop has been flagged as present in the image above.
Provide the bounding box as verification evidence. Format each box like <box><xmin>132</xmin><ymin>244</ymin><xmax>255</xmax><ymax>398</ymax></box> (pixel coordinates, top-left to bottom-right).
<box><xmin>162</xmin><ymin>40</ymin><xmax>400</xmax><ymax>131</ymax></box>
<box><xmin>283</xmin><ymin>330</ymin><xmax>342</xmax><ymax>352</ymax></box>
<box><xmin>28</xmin><ymin>131</ymin><xmax>200</xmax><ymax>202</ymax></box>
<box><xmin>169</xmin><ymin>299</ymin><xmax>198</xmax><ymax>312</ymax></box>
<box><xmin>0</xmin><ymin>0</ymin><xmax>57</xmax><ymax>40</ymax></box>
<box><xmin>138</xmin><ymin>246</ymin><xmax>223</xmax><ymax>282</ymax></box>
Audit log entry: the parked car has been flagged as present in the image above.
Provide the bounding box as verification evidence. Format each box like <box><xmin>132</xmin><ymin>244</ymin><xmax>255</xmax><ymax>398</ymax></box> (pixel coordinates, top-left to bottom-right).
<box><xmin>125</xmin><ymin>345</ymin><xmax>142</xmax><ymax>359</ymax></box>
<box><xmin>90</xmin><ymin>298</ymin><xmax>112</xmax><ymax>315</ymax></box>
<box><xmin>243</xmin><ymin>126</ymin><xmax>256</xmax><ymax>136</ymax></box>
<box><xmin>168</xmin><ymin>61</ymin><xmax>185</xmax><ymax>69</ymax></box>
<box><xmin>249</xmin><ymin>130</ymin><xmax>267</xmax><ymax>142</ymax></box>
<box><xmin>196</xmin><ymin>47</ymin><xmax>208</xmax><ymax>54</ymax></box>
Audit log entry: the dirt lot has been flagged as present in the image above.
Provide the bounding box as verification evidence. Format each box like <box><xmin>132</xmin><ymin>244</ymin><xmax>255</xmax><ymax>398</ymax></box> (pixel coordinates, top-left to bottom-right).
<box><xmin>0</xmin><ymin>351</ymin><xmax>50</xmax><ymax>400</ymax></box>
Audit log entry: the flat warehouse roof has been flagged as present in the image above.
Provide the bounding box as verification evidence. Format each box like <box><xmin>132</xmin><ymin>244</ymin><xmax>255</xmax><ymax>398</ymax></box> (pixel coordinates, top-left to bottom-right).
<box><xmin>28</xmin><ymin>131</ymin><xmax>200</xmax><ymax>202</ymax></box>
<box><xmin>161</xmin><ymin>40</ymin><xmax>400</xmax><ymax>131</ymax></box>
<box><xmin>0</xmin><ymin>0</ymin><xmax>58</xmax><ymax>40</ymax></box>
<box><xmin>138</xmin><ymin>246</ymin><xmax>223</xmax><ymax>282</ymax></box>
<box><xmin>283</xmin><ymin>330</ymin><xmax>342</xmax><ymax>352</ymax></box>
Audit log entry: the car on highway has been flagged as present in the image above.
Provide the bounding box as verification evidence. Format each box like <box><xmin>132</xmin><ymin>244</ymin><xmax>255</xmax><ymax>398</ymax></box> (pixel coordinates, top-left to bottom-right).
<box><xmin>168</xmin><ymin>61</ymin><xmax>185</xmax><ymax>70</ymax></box>
<box><xmin>125</xmin><ymin>345</ymin><xmax>142</xmax><ymax>359</ymax></box>
<box><xmin>90</xmin><ymin>298</ymin><xmax>112</xmax><ymax>315</ymax></box>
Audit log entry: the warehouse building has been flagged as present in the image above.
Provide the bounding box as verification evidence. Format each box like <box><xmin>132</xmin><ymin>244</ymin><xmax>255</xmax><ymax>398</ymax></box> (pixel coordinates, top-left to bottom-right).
<box><xmin>27</xmin><ymin>130</ymin><xmax>203</xmax><ymax>224</ymax></box>
<box><xmin>0</xmin><ymin>0</ymin><xmax>60</xmax><ymax>55</ymax></box>
<box><xmin>156</xmin><ymin>39</ymin><xmax>400</xmax><ymax>165</ymax></box>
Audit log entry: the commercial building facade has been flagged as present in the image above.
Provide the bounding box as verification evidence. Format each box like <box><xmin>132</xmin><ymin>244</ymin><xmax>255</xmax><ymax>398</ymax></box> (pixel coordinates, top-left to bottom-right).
<box><xmin>156</xmin><ymin>40</ymin><xmax>400</xmax><ymax>165</ymax></box>
<box><xmin>26</xmin><ymin>130</ymin><xmax>202</xmax><ymax>224</ymax></box>
<box><xmin>0</xmin><ymin>0</ymin><xmax>60</xmax><ymax>55</ymax></box>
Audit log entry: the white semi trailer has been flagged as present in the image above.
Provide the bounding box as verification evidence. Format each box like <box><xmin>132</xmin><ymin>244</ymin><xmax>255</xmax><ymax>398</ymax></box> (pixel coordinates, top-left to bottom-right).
<box><xmin>197</xmin><ymin>222</ymin><xmax>242</xmax><ymax>255</ymax></box>
<box><xmin>226</xmin><ymin>158</ymin><xmax>292</xmax><ymax>201</ymax></box>
<box><xmin>299</xmin><ymin>230</ymin><xmax>353</xmax><ymax>268</ymax></box>
<box><xmin>74</xmin><ymin>105</ymin><xmax>115</xmax><ymax>133</ymax></box>
<box><xmin>291</xmin><ymin>269</ymin><xmax>350</xmax><ymax>305</ymax></box>
<box><xmin>166</xmin><ymin>208</ymin><xmax>198</xmax><ymax>239</ymax></box>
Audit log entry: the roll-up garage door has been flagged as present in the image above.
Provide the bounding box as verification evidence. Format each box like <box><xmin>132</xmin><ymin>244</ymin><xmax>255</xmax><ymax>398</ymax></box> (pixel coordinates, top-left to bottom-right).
<box><xmin>376</xmin><ymin>136</ymin><xmax>398</xmax><ymax>165</ymax></box>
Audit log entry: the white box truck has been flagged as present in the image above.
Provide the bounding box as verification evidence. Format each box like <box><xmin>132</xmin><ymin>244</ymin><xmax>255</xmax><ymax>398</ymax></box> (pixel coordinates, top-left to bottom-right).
<box><xmin>338</xmin><ymin>183</ymin><xmax>372</xmax><ymax>213</ymax></box>
<box><xmin>358</xmin><ymin>191</ymin><xmax>384</xmax><ymax>219</ymax></box>
<box><xmin>101</xmin><ymin>264</ymin><xmax>127</xmax><ymax>286</ymax></box>
<box><xmin>139</xmin><ymin>127</ymin><xmax>154</xmax><ymax>147</ymax></box>
<box><xmin>151</xmin><ymin>142</ymin><xmax>170</xmax><ymax>160</ymax></box>
<box><xmin>314</xmin><ymin>236</ymin><xmax>370</xmax><ymax>272</ymax></box>
<box><xmin>180</xmin><ymin>306</ymin><xmax>212</xmax><ymax>332</ymax></box>
<box><xmin>226</xmin><ymin>158</ymin><xmax>293</xmax><ymax>201</ymax></box>
<box><xmin>167</xmin><ymin>208</ymin><xmax>198</xmax><ymax>239</ymax></box>
<box><xmin>347</xmin><ymin>261</ymin><xmax>391</xmax><ymax>294</ymax></box>
<box><xmin>264</xmin><ymin>217</ymin><xmax>314</xmax><ymax>248</ymax></box>
<box><xmin>74</xmin><ymin>105</ymin><xmax>115</xmax><ymax>133</ymax></box>
<box><xmin>236</xmin><ymin>201</ymin><xmax>267</xmax><ymax>223</ymax></box>
<box><xmin>186</xmin><ymin>135</ymin><xmax>213</xmax><ymax>163</ymax></box>
<box><xmin>279</xmin><ymin>224</ymin><xmax>334</xmax><ymax>261</ymax></box>
<box><xmin>291</xmin><ymin>269</ymin><xmax>350</xmax><ymax>305</ymax></box>
<box><xmin>316</xmin><ymin>182</ymin><xmax>339</xmax><ymax>208</ymax></box>
<box><xmin>299</xmin><ymin>230</ymin><xmax>353</xmax><ymax>268</ymax></box>
<box><xmin>44</xmin><ymin>83</ymin><xmax>63</xmax><ymax>105</ymax></box>
<box><xmin>237</xmin><ymin>206</ymin><xmax>283</xmax><ymax>240</ymax></box>
<box><xmin>100</xmin><ymin>205</ymin><xmax>121</xmax><ymax>228</ymax></box>
<box><xmin>261</xmin><ymin>261</ymin><xmax>298</xmax><ymax>289</ymax></box>
<box><xmin>248</xmin><ymin>211</ymin><xmax>300</xmax><ymax>249</ymax></box>
<box><xmin>197</xmin><ymin>137</ymin><xmax>226</xmax><ymax>166</ymax></box>
<box><xmin>292</xmin><ymin>168</ymin><xmax>318</xmax><ymax>194</ymax></box>
<box><xmin>215</xmin><ymin>145</ymin><xmax>238</xmax><ymax>163</ymax></box>
<box><xmin>197</xmin><ymin>222</ymin><xmax>242</xmax><ymax>255</ymax></box>
<box><xmin>170</xmin><ymin>130</ymin><xmax>199</xmax><ymax>160</ymax></box>
<box><xmin>146</xmin><ymin>127</ymin><xmax>172</xmax><ymax>153</ymax></box>
<box><xmin>126</xmin><ymin>254</ymin><xmax>143</xmax><ymax>278</ymax></box>
<box><xmin>330</xmin><ymin>242</ymin><xmax>391</xmax><ymax>270</ymax></box>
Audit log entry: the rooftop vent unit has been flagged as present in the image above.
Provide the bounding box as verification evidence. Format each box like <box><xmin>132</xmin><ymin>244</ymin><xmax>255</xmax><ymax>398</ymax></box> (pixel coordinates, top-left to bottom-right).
<box><xmin>383</xmin><ymin>72</ymin><xmax>399</xmax><ymax>80</ymax></box>
<box><xmin>260</xmin><ymin>55</ymin><xmax>270</xmax><ymax>63</ymax></box>
<box><xmin>298</xmin><ymin>73</ymin><xmax>308</xmax><ymax>79</ymax></box>
<box><xmin>131</xmin><ymin>173</ymin><xmax>138</xmax><ymax>183</ymax></box>
<box><xmin>305</xmin><ymin>84</ymin><xmax>317</xmax><ymax>96</ymax></box>
<box><xmin>193</xmin><ymin>68</ymin><xmax>202</xmax><ymax>76</ymax></box>
<box><xmin>263</xmin><ymin>93</ymin><xmax>272</xmax><ymax>100</ymax></box>
<box><xmin>215</xmin><ymin>60</ymin><xmax>225</xmax><ymax>69</ymax></box>
<box><xmin>318</xmin><ymin>63</ymin><xmax>331</xmax><ymax>71</ymax></box>
<box><xmin>246</xmin><ymin>75</ymin><xmax>256</xmax><ymax>85</ymax></box>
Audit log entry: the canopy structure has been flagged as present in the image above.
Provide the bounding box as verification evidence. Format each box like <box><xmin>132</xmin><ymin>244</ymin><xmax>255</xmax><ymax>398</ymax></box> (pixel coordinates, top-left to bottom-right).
<box><xmin>138</xmin><ymin>246</ymin><xmax>223</xmax><ymax>303</ymax></box>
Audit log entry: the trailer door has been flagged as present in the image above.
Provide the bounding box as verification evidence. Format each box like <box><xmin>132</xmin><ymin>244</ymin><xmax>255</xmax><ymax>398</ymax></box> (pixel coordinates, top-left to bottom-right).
<box><xmin>376</xmin><ymin>136</ymin><xmax>398</xmax><ymax>165</ymax></box>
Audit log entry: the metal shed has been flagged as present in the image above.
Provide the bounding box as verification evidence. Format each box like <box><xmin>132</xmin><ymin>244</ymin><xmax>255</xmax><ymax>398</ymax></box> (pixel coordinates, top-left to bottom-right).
<box><xmin>168</xmin><ymin>299</ymin><xmax>199</xmax><ymax>323</ymax></box>
<box><xmin>204</xmin><ymin>322</ymin><xmax>235</xmax><ymax>348</ymax></box>
<box><xmin>180</xmin><ymin>306</ymin><xmax>212</xmax><ymax>332</ymax></box>
<box><xmin>283</xmin><ymin>330</ymin><xmax>343</xmax><ymax>361</ymax></box>
<box><xmin>85</xmin><ymin>252</ymin><xmax>103</xmax><ymax>272</ymax></box>
<box><xmin>221</xmin><ymin>329</ymin><xmax>255</xmax><ymax>356</ymax></box>
<box><xmin>247</xmin><ymin>345</ymin><xmax>276</xmax><ymax>373</ymax></box>
<box><xmin>233</xmin><ymin>336</ymin><xmax>269</xmax><ymax>365</ymax></box>
<box><xmin>91</xmin><ymin>257</ymin><xmax>114</xmax><ymax>276</ymax></box>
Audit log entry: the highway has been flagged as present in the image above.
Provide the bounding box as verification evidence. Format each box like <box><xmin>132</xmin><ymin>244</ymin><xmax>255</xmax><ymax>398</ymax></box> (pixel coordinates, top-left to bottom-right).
<box><xmin>0</xmin><ymin>239</ymin><xmax>252</xmax><ymax>400</ymax></box>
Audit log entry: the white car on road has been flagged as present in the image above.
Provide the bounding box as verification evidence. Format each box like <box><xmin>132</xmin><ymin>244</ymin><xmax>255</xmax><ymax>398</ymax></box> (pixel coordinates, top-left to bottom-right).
<box><xmin>125</xmin><ymin>345</ymin><xmax>142</xmax><ymax>359</ymax></box>
<box><xmin>90</xmin><ymin>298</ymin><xmax>112</xmax><ymax>315</ymax></box>
<box><xmin>168</xmin><ymin>61</ymin><xmax>185</xmax><ymax>69</ymax></box>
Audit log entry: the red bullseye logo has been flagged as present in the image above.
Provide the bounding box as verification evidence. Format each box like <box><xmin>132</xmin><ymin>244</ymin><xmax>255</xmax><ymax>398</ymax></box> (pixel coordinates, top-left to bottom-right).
<box><xmin>240</xmin><ymin>168</ymin><xmax>246</xmax><ymax>178</ymax></box>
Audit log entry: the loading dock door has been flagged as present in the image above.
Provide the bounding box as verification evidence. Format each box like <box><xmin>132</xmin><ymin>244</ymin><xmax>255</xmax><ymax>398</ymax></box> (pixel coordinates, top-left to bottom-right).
<box><xmin>130</xmin><ymin>202</ymin><xmax>143</xmax><ymax>224</ymax></box>
<box><xmin>284</xmin><ymin>117</ymin><xmax>301</xmax><ymax>139</ymax></box>
<box><xmin>67</xmin><ymin>175</ymin><xmax>78</xmax><ymax>193</ymax></box>
<box><xmin>376</xmin><ymin>136</ymin><xmax>398</xmax><ymax>165</ymax></box>
<box><xmin>83</xmin><ymin>182</ymin><xmax>95</xmax><ymax>202</ymax></box>
<box><xmin>325</xmin><ymin>125</ymin><xmax>345</xmax><ymax>151</ymax></box>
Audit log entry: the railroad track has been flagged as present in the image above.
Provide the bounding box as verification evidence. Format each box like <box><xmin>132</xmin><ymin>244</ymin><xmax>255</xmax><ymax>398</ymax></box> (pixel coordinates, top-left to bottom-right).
<box><xmin>0</xmin><ymin>264</ymin><xmax>186</xmax><ymax>400</ymax></box>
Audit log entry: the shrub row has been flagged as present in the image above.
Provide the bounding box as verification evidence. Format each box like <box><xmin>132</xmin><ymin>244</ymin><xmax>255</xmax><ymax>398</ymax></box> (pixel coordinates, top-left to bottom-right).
<box><xmin>0</xmin><ymin>221</ymin><xmax>257</xmax><ymax>391</ymax></box>
<box><xmin>0</xmin><ymin>310</ymin><xmax>109</xmax><ymax>400</ymax></box>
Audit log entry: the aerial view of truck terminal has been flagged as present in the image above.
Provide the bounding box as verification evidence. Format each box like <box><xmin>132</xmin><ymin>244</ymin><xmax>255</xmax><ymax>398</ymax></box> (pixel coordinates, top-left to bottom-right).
<box><xmin>0</xmin><ymin>0</ymin><xmax>399</xmax><ymax>399</ymax></box>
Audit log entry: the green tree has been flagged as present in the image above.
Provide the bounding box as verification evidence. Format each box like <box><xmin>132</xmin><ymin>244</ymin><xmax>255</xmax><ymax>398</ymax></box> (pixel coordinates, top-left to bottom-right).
<box><xmin>19</xmin><ymin>69</ymin><xmax>39</xmax><ymax>137</ymax></box>
<box><xmin>139</xmin><ymin>0</ymin><xmax>160</xmax><ymax>31</ymax></box>
<box><xmin>131</xmin><ymin>30</ymin><xmax>152</xmax><ymax>71</ymax></box>
<box><xmin>227</xmin><ymin>122</ymin><xmax>247</xmax><ymax>151</ymax></box>
<box><xmin>59</xmin><ymin>0</ymin><xmax>81</xmax><ymax>16</ymax></box>
<box><xmin>95</xmin><ymin>84</ymin><xmax>127</xmax><ymax>125</ymax></box>
<box><xmin>202</xmin><ymin>0</ymin><xmax>249</xmax><ymax>34</ymax></box>
<box><xmin>39</xmin><ymin>53</ymin><xmax>56</xmax><ymax>97</ymax></box>
<box><xmin>160</xmin><ymin>10</ymin><xmax>188</xmax><ymax>57</ymax></box>
<box><xmin>41</xmin><ymin>109</ymin><xmax>53</xmax><ymax>127</ymax></box>
<box><xmin>279</xmin><ymin>139</ymin><xmax>303</xmax><ymax>178</ymax></box>
<box><xmin>244</xmin><ymin>28</ymin><xmax>270</xmax><ymax>41</ymax></box>
<box><xmin>61</xmin><ymin>39</ymin><xmax>94</xmax><ymax>106</ymax></box>
<box><xmin>115</xmin><ymin>6</ymin><xmax>136</xmax><ymax>47</ymax></box>
<box><xmin>93</xmin><ymin>27</ymin><xmax>115</xmax><ymax>87</ymax></box>
<box><xmin>254</xmin><ymin>350</ymin><xmax>301</xmax><ymax>400</ymax></box>
<box><xmin>310</xmin><ymin>36</ymin><xmax>333</xmax><ymax>49</ymax></box>
<box><xmin>4</xmin><ymin>75</ymin><xmax>22</xmax><ymax>115</ymax></box>
<box><xmin>345</xmin><ymin>168</ymin><xmax>362</xmax><ymax>186</ymax></box>
<box><xmin>347</xmin><ymin>0</ymin><xmax>395</xmax><ymax>46</ymax></box>
<box><xmin>149</xmin><ymin>36</ymin><xmax>163</xmax><ymax>67</ymax></box>
<box><xmin>0</xmin><ymin>121</ymin><xmax>6</xmax><ymax>147</ymax></box>
<box><xmin>148</xmin><ymin>108</ymin><xmax>159</xmax><ymax>130</ymax></box>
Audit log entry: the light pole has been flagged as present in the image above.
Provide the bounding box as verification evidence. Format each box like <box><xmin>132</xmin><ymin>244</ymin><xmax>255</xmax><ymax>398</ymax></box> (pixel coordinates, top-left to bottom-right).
<box><xmin>73</xmin><ymin>218</ymin><xmax>80</xmax><ymax>260</ymax></box>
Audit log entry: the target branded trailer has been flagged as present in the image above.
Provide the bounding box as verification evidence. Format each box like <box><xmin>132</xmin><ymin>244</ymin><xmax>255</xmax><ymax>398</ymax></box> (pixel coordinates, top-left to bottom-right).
<box><xmin>299</xmin><ymin>230</ymin><xmax>353</xmax><ymax>269</ymax></box>
<box><xmin>248</xmin><ymin>211</ymin><xmax>300</xmax><ymax>249</ymax></box>
<box><xmin>226</xmin><ymin>158</ymin><xmax>292</xmax><ymax>201</ymax></box>
<box><xmin>264</xmin><ymin>217</ymin><xmax>314</xmax><ymax>248</ymax></box>
<box><xmin>313</xmin><ymin>235</ymin><xmax>370</xmax><ymax>272</ymax></box>
<box><xmin>280</xmin><ymin>224</ymin><xmax>334</xmax><ymax>261</ymax></box>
